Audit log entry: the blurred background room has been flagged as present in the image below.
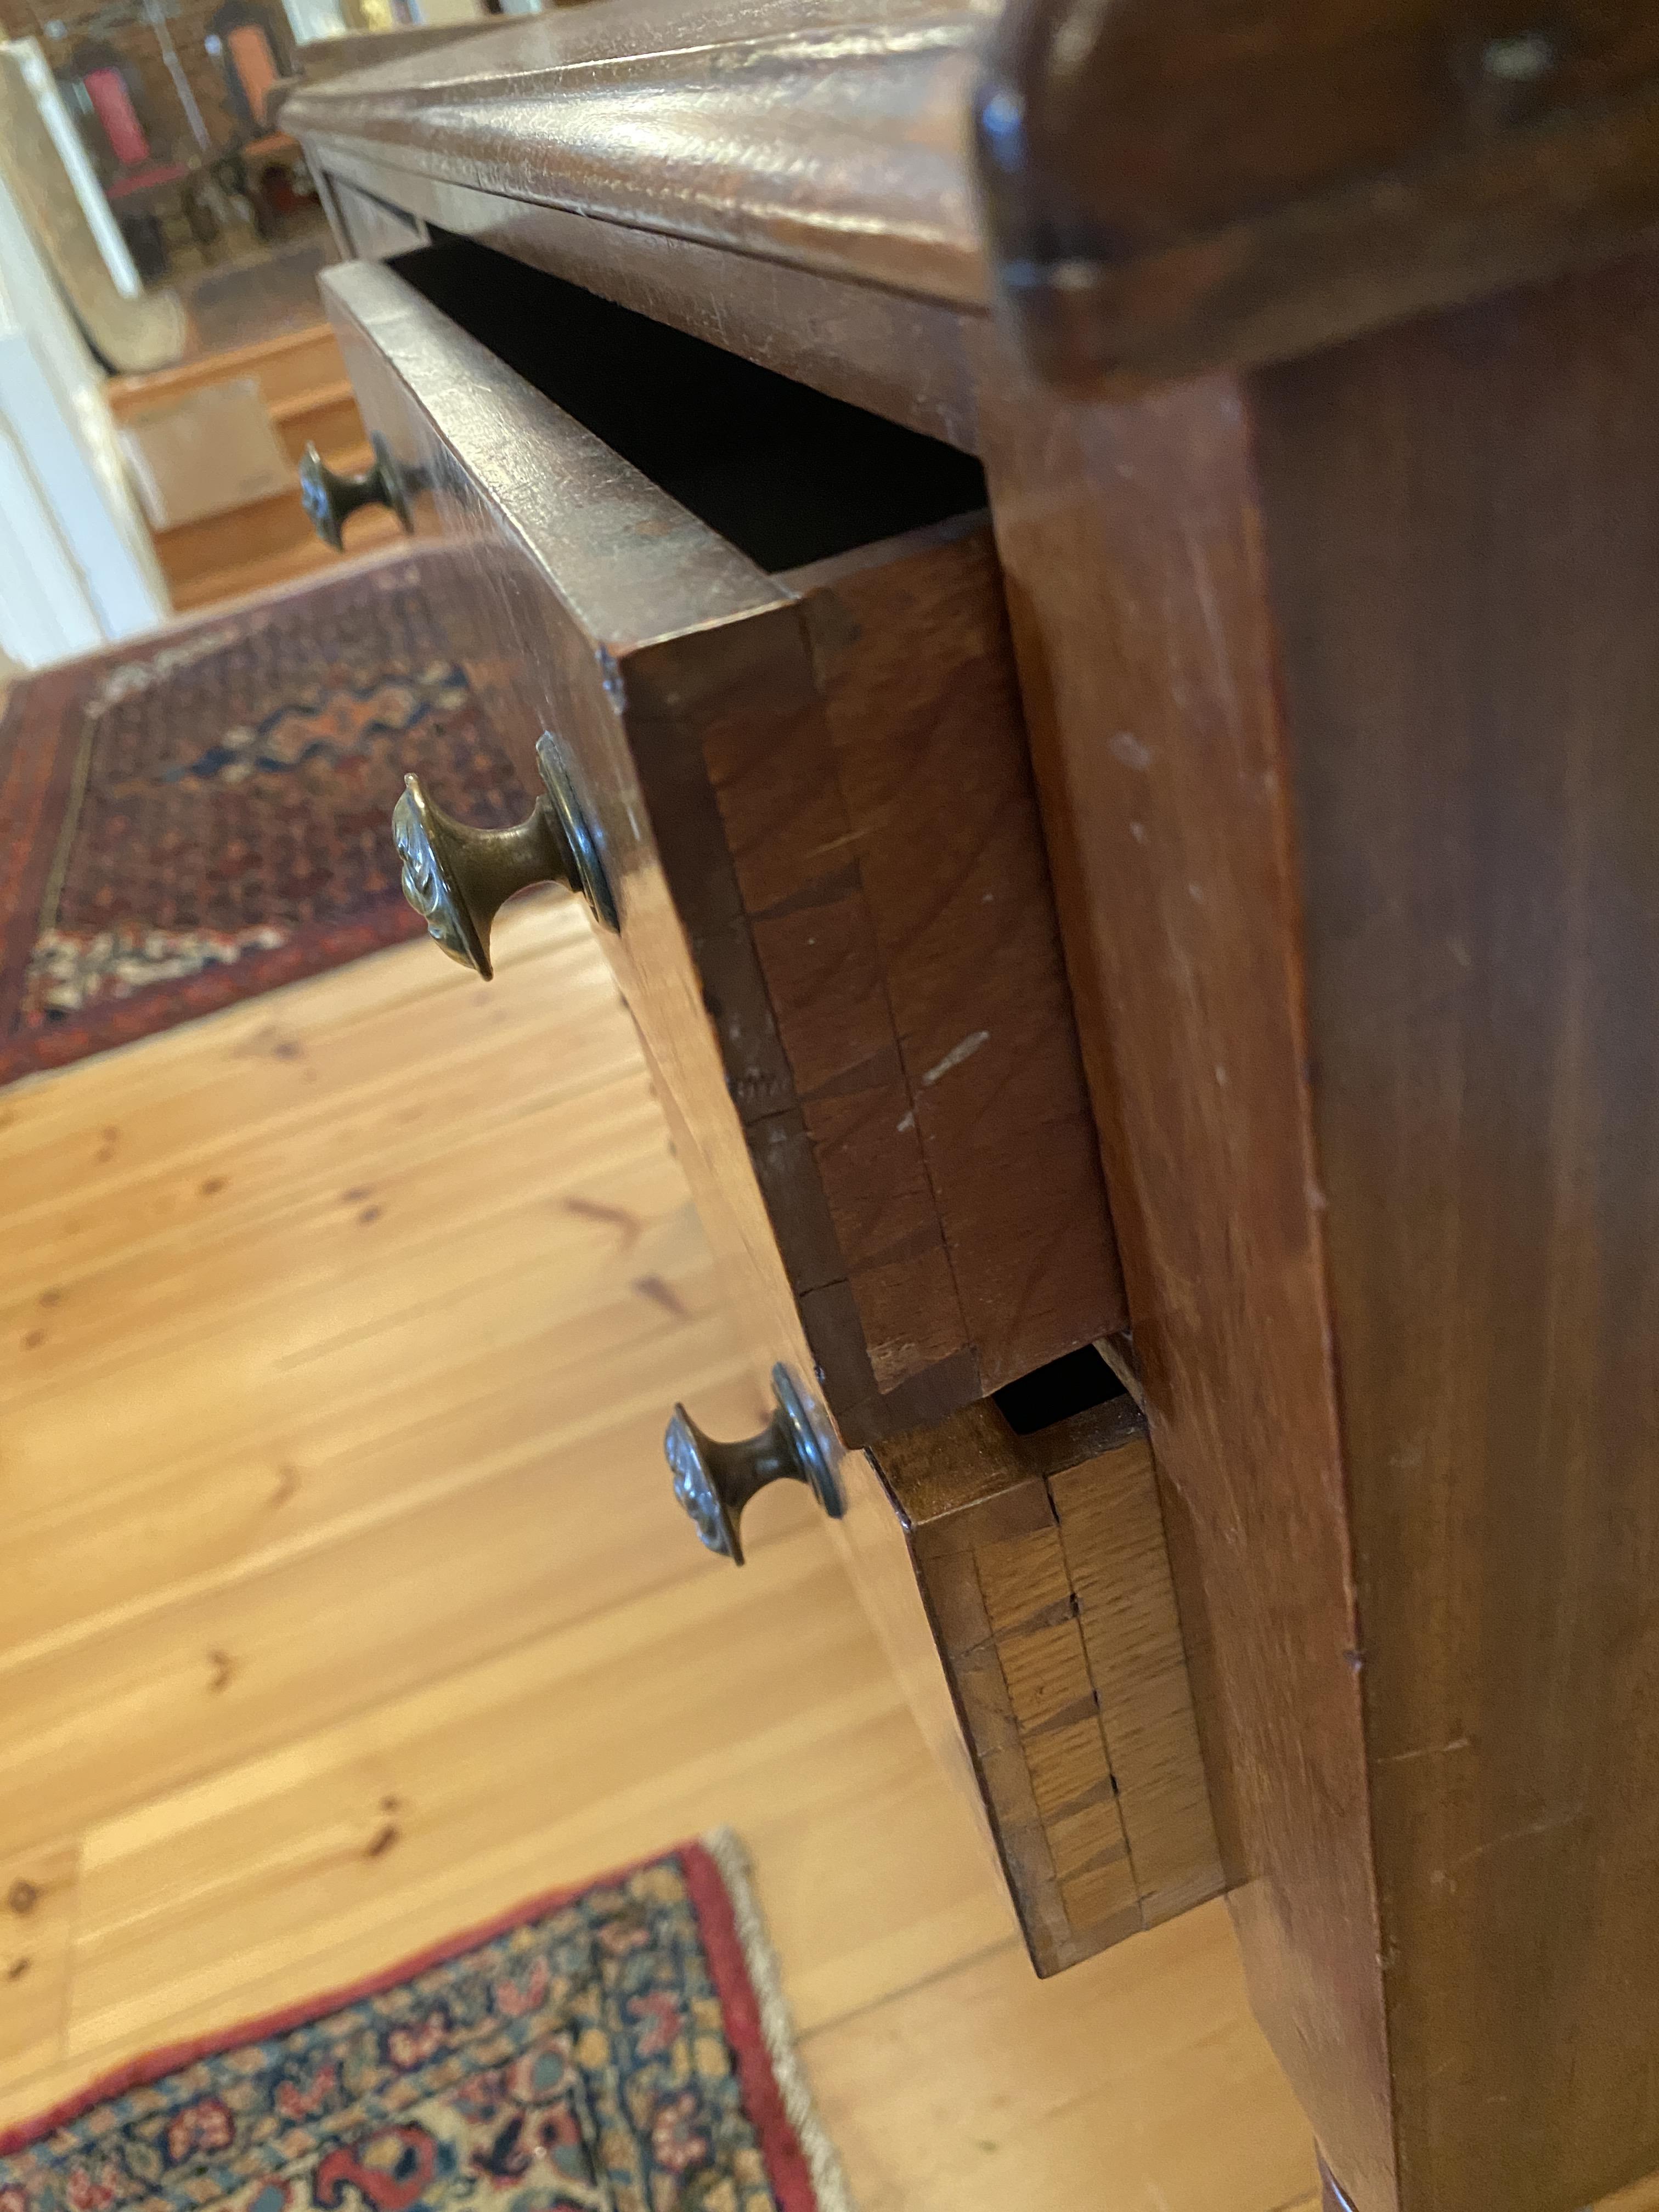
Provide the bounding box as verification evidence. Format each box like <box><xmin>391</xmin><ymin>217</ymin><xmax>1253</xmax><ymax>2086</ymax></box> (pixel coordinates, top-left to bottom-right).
<box><xmin>0</xmin><ymin>0</ymin><xmax>537</xmax><ymax>667</ymax></box>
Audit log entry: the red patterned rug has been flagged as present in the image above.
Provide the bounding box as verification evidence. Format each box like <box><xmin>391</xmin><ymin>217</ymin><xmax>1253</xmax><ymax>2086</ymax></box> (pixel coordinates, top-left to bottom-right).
<box><xmin>0</xmin><ymin>554</ymin><xmax>526</xmax><ymax>1088</ymax></box>
<box><xmin>0</xmin><ymin>1832</ymin><xmax>851</xmax><ymax>2212</ymax></box>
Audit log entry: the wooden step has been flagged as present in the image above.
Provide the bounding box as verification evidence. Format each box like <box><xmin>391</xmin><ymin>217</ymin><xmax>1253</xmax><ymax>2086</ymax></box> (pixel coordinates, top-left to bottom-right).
<box><xmin>109</xmin><ymin>319</ymin><xmax>391</xmax><ymax>614</ymax></box>
<box><xmin>107</xmin><ymin>320</ymin><xmax>349</xmax><ymax>417</ymax></box>
<box><xmin>153</xmin><ymin>433</ymin><xmax>405</xmax><ymax>611</ymax></box>
<box><xmin>270</xmin><ymin>377</ymin><xmax>362</xmax><ymax>462</ymax></box>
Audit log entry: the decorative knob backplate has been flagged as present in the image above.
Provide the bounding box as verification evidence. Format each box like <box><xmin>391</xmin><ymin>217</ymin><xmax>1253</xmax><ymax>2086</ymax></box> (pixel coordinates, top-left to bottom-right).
<box><xmin>393</xmin><ymin>732</ymin><xmax>617</xmax><ymax>978</ymax></box>
<box><xmin>300</xmin><ymin>432</ymin><xmax>413</xmax><ymax>551</ymax></box>
<box><xmin>666</xmin><ymin>1362</ymin><xmax>844</xmax><ymax>1565</ymax></box>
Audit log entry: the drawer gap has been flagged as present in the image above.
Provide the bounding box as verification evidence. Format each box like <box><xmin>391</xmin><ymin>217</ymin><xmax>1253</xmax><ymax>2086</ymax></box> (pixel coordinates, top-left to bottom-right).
<box><xmin>388</xmin><ymin>232</ymin><xmax>988</xmax><ymax>573</ymax></box>
<box><xmin>993</xmin><ymin>1342</ymin><xmax>1127</xmax><ymax>1438</ymax></box>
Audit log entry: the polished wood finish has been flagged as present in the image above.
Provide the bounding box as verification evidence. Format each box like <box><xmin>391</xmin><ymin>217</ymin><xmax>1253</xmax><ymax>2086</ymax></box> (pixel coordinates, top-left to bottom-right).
<box><xmin>1259</xmin><ymin>248</ymin><xmax>1659</xmax><ymax>2212</ymax></box>
<box><xmin>286</xmin><ymin>0</ymin><xmax>988</xmax><ymax>310</ymax></box>
<box><xmin>316</xmin><ymin>149</ymin><xmax>980</xmax><ymax>451</ymax></box>
<box><xmin>317</xmin><ymin>260</ymin><xmax>1156</xmax><ymax>1962</ymax></box>
<box><xmin>871</xmin><ymin>1400</ymin><xmax>1223</xmax><ymax>1973</ymax></box>
<box><xmin>981</xmin><ymin>241</ymin><xmax>1659</xmax><ymax>2211</ymax></box>
<box><xmin>294</xmin><ymin>0</ymin><xmax>1659</xmax><ymax>408</ymax></box>
<box><xmin>755</xmin><ymin>521</ymin><xmax>1119</xmax><ymax>1403</ymax></box>
<box><xmin>980</xmin><ymin>0</ymin><xmax>1659</xmax><ymax>387</ymax></box>
<box><xmin>321</xmin><ymin>257</ymin><xmax>1124</xmax><ymax>1446</ymax></box>
<box><xmin>977</xmin><ymin>336</ymin><xmax>1389</xmax><ymax>2194</ymax></box>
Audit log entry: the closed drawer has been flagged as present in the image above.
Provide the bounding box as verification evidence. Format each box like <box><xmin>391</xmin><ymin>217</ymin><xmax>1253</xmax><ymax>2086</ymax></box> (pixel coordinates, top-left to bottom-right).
<box><xmin>319</xmin><ymin>246</ymin><xmax>1126</xmax><ymax>1449</ymax></box>
<box><xmin>850</xmin><ymin>1361</ymin><xmax>1224</xmax><ymax>1973</ymax></box>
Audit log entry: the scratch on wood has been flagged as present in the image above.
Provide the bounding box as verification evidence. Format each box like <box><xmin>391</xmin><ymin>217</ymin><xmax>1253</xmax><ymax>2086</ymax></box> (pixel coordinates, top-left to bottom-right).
<box><xmin>366</xmin><ymin>1822</ymin><xmax>399</xmax><ymax>1858</ymax></box>
<box><xmin>1381</xmin><ymin>1735</ymin><xmax>1472</xmax><ymax>1765</ymax></box>
<box><xmin>922</xmin><ymin>1030</ymin><xmax>990</xmax><ymax>1085</ymax></box>
<box><xmin>207</xmin><ymin>1649</ymin><xmax>235</xmax><ymax>1693</ymax></box>
<box><xmin>1441</xmin><ymin>1803</ymin><xmax>1587</xmax><ymax>1878</ymax></box>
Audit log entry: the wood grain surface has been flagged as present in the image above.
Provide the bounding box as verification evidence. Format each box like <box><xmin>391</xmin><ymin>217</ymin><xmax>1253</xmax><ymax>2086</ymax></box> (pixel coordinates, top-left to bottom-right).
<box><xmin>321</xmin><ymin>258</ymin><xmax>1124</xmax><ymax>1444</ymax></box>
<box><xmin>13</xmin><ymin>888</ymin><xmax>1659</xmax><ymax>2208</ymax></box>
<box><xmin>765</xmin><ymin>521</ymin><xmax>1124</xmax><ymax>1400</ymax></box>
<box><xmin>1049</xmin><ymin>1438</ymin><xmax>1222</xmax><ymax>1929</ymax></box>
<box><xmin>980</xmin><ymin>0</ymin><xmax>1659</xmax><ymax>387</ymax></box>
<box><xmin>314</xmin><ymin>146</ymin><xmax>983</xmax><ymax>453</ymax></box>
<box><xmin>979</xmin><ymin>241</ymin><xmax>1659</xmax><ymax>2212</ymax></box>
<box><xmin>0</xmin><ymin>902</ymin><xmax>775</xmax><ymax>1859</ymax></box>
<box><xmin>1255</xmin><ymin>246</ymin><xmax>1659</xmax><ymax>2212</ymax></box>
<box><xmin>977</xmin><ymin>335</ymin><xmax>1393</xmax><ymax>2204</ymax></box>
<box><xmin>0</xmin><ymin>894</ymin><xmax>1323</xmax><ymax>2212</ymax></box>
<box><xmin>873</xmin><ymin>1401</ymin><xmax>1223</xmax><ymax>1976</ymax></box>
<box><xmin>286</xmin><ymin>0</ymin><xmax>991</xmax><ymax>311</ymax></box>
<box><xmin>296</xmin><ymin>0</ymin><xmax>1659</xmax><ymax>409</ymax></box>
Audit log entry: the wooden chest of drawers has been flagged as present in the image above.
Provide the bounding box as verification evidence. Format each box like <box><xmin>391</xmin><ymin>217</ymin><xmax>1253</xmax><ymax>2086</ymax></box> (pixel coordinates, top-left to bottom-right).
<box><xmin>288</xmin><ymin>7</ymin><xmax>1659</xmax><ymax>2206</ymax></box>
<box><xmin>308</xmin><ymin>241</ymin><xmax>1216</xmax><ymax>1977</ymax></box>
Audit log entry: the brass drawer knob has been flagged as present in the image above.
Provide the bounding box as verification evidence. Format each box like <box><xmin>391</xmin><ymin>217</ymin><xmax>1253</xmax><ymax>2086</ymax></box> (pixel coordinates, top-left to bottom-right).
<box><xmin>299</xmin><ymin>433</ymin><xmax>413</xmax><ymax>550</ymax></box>
<box><xmin>666</xmin><ymin>1362</ymin><xmax>844</xmax><ymax>1565</ymax></box>
<box><xmin>393</xmin><ymin>732</ymin><xmax>618</xmax><ymax>978</ymax></box>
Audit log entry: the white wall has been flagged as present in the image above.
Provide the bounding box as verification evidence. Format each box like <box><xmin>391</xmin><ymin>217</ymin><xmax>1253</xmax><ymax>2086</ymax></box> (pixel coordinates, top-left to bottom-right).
<box><xmin>0</xmin><ymin>151</ymin><xmax>167</xmax><ymax>670</ymax></box>
<box><xmin>280</xmin><ymin>0</ymin><xmax>349</xmax><ymax>40</ymax></box>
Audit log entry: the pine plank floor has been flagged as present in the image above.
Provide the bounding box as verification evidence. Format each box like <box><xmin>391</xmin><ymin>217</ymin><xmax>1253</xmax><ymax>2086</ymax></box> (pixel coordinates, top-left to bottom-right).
<box><xmin>0</xmin><ymin>893</ymin><xmax>1328</xmax><ymax>2207</ymax></box>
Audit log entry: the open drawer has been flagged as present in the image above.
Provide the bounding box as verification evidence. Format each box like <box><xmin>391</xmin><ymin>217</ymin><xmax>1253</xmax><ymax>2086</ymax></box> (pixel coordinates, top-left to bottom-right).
<box><xmin>315</xmin><ymin>248</ymin><xmax>1219</xmax><ymax>1971</ymax></box>
<box><xmin>318</xmin><ymin>246</ymin><xmax>1126</xmax><ymax>1449</ymax></box>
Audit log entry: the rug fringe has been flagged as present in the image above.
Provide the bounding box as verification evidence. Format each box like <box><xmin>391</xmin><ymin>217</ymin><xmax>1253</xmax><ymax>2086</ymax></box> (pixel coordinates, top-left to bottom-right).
<box><xmin>702</xmin><ymin>1827</ymin><xmax>858</xmax><ymax>2212</ymax></box>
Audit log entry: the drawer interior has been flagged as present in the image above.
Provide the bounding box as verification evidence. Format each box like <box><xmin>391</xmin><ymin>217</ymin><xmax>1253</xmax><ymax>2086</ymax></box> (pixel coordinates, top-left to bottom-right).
<box><xmin>388</xmin><ymin>234</ymin><xmax>987</xmax><ymax>574</ymax></box>
<box><xmin>991</xmin><ymin>1340</ymin><xmax>1130</xmax><ymax>1438</ymax></box>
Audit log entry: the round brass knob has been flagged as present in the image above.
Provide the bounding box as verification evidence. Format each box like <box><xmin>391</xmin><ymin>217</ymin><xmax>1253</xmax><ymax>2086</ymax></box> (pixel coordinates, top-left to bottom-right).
<box><xmin>393</xmin><ymin>732</ymin><xmax>618</xmax><ymax>978</ymax></box>
<box><xmin>299</xmin><ymin>433</ymin><xmax>412</xmax><ymax>551</ymax></box>
<box><xmin>665</xmin><ymin>1363</ymin><xmax>844</xmax><ymax>1566</ymax></box>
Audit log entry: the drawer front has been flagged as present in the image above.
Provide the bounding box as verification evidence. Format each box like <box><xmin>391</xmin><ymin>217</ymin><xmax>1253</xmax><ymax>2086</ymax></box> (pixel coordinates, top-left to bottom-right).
<box><xmin>861</xmin><ymin>1396</ymin><xmax>1223</xmax><ymax>1973</ymax></box>
<box><xmin>321</xmin><ymin>255</ymin><xmax>1125</xmax><ymax>1449</ymax></box>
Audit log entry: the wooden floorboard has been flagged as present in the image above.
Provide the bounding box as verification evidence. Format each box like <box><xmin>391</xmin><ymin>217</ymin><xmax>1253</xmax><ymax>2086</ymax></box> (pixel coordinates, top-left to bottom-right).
<box><xmin>0</xmin><ymin>893</ymin><xmax>1327</xmax><ymax>2206</ymax></box>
